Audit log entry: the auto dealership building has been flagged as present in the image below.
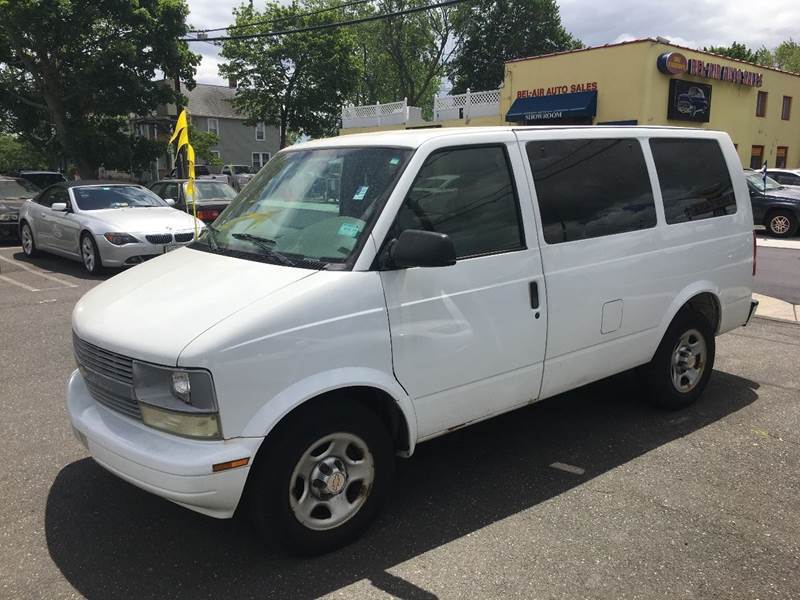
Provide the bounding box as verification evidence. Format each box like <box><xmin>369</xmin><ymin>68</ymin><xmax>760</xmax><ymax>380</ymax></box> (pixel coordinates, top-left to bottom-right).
<box><xmin>342</xmin><ymin>38</ymin><xmax>800</xmax><ymax>170</ymax></box>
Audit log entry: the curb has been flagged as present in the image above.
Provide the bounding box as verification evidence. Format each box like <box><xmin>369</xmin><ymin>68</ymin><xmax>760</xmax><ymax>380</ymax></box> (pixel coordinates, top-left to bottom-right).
<box><xmin>753</xmin><ymin>293</ymin><xmax>799</xmax><ymax>323</ymax></box>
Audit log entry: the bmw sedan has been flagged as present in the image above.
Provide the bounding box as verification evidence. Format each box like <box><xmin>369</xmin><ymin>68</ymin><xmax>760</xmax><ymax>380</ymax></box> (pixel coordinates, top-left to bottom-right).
<box><xmin>18</xmin><ymin>182</ymin><xmax>204</xmax><ymax>274</ymax></box>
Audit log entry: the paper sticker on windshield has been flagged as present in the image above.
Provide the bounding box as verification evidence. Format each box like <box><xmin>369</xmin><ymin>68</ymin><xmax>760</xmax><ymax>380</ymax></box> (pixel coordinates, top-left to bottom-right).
<box><xmin>352</xmin><ymin>186</ymin><xmax>368</xmax><ymax>201</ymax></box>
<box><xmin>338</xmin><ymin>222</ymin><xmax>362</xmax><ymax>238</ymax></box>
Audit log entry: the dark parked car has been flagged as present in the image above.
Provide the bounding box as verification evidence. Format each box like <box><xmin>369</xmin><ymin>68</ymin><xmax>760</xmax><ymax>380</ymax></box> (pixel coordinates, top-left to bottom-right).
<box><xmin>0</xmin><ymin>176</ymin><xmax>40</xmax><ymax>239</ymax></box>
<box><xmin>149</xmin><ymin>178</ymin><xmax>237</xmax><ymax>223</ymax></box>
<box><xmin>12</xmin><ymin>170</ymin><xmax>67</xmax><ymax>189</ymax></box>
<box><xmin>745</xmin><ymin>171</ymin><xmax>800</xmax><ymax>238</ymax></box>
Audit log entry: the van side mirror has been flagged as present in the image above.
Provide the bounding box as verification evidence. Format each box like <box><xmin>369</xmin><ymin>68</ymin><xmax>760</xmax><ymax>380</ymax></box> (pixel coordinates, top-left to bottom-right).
<box><xmin>387</xmin><ymin>229</ymin><xmax>456</xmax><ymax>268</ymax></box>
<box><xmin>51</xmin><ymin>202</ymin><xmax>68</xmax><ymax>212</ymax></box>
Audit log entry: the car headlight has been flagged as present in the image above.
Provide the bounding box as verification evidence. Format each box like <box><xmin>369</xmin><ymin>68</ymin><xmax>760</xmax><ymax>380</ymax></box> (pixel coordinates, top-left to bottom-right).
<box><xmin>104</xmin><ymin>232</ymin><xmax>139</xmax><ymax>245</ymax></box>
<box><xmin>132</xmin><ymin>362</ymin><xmax>221</xmax><ymax>439</ymax></box>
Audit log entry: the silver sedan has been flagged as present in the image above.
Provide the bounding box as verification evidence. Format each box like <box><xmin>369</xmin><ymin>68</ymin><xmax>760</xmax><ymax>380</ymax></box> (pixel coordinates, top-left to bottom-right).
<box><xmin>18</xmin><ymin>182</ymin><xmax>205</xmax><ymax>274</ymax></box>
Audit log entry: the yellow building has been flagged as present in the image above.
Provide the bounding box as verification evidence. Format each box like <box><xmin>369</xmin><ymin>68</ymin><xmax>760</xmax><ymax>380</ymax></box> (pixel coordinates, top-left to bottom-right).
<box><xmin>341</xmin><ymin>38</ymin><xmax>800</xmax><ymax>169</ymax></box>
<box><xmin>502</xmin><ymin>38</ymin><xmax>800</xmax><ymax>169</ymax></box>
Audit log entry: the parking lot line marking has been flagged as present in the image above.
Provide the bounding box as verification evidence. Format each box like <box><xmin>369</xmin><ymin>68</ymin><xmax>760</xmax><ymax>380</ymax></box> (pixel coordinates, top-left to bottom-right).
<box><xmin>0</xmin><ymin>255</ymin><xmax>78</xmax><ymax>288</ymax></box>
<box><xmin>549</xmin><ymin>462</ymin><xmax>586</xmax><ymax>475</ymax></box>
<box><xmin>0</xmin><ymin>274</ymin><xmax>40</xmax><ymax>292</ymax></box>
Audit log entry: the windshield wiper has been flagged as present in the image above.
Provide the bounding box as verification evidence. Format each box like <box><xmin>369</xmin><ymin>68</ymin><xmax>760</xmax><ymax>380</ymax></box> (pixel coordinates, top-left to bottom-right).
<box><xmin>231</xmin><ymin>232</ymin><xmax>297</xmax><ymax>267</ymax></box>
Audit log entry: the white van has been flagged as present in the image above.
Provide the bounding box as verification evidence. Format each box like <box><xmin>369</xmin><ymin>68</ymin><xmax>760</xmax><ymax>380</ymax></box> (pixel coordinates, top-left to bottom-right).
<box><xmin>67</xmin><ymin>127</ymin><xmax>757</xmax><ymax>554</ymax></box>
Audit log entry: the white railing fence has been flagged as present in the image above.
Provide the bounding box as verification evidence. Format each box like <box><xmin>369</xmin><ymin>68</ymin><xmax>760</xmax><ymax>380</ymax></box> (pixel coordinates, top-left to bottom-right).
<box><xmin>433</xmin><ymin>88</ymin><xmax>501</xmax><ymax>121</ymax></box>
<box><xmin>342</xmin><ymin>98</ymin><xmax>422</xmax><ymax>128</ymax></box>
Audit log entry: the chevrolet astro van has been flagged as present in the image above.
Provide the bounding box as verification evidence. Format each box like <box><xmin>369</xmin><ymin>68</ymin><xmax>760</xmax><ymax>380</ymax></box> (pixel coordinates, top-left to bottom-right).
<box><xmin>67</xmin><ymin>127</ymin><xmax>757</xmax><ymax>554</ymax></box>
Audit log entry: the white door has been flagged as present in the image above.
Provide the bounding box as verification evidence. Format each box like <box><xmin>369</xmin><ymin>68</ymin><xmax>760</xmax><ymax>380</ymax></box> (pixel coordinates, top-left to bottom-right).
<box><xmin>379</xmin><ymin>144</ymin><xmax>547</xmax><ymax>440</ymax></box>
<box><xmin>48</xmin><ymin>188</ymin><xmax>82</xmax><ymax>254</ymax></box>
<box><xmin>515</xmin><ymin>130</ymin><xmax>665</xmax><ymax>399</ymax></box>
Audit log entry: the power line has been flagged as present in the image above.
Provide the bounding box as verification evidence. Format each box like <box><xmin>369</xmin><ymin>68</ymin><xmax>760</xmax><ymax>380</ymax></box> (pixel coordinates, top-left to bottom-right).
<box><xmin>187</xmin><ymin>0</ymin><xmax>376</xmax><ymax>34</ymax></box>
<box><xmin>181</xmin><ymin>0</ymin><xmax>466</xmax><ymax>43</ymax></box>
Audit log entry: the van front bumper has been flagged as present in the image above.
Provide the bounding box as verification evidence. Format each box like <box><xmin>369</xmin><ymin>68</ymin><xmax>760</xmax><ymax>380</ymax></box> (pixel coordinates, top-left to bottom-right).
<box><xmin>66</xmin><ymin>369</ymin><xmax>262</xmax><ymax>518</ymax></box>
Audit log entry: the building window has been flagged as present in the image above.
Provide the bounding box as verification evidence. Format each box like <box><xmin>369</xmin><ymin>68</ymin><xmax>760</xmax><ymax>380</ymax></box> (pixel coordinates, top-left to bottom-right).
<box><xmin>782</xmin><ymin>96</ymin><xmax>792</xmax><ymax>120</ymax></box>
<box><xmin>750</xmin><ymin>145</ymin><xmax>764</xmax><ymax>169</ymax></box>
<box><xmin>756</xmin><ymin>91</ymin><xmax>768</xmax><ymax>117</ymax></box>
<box><xmin>255</xmin><ymin>122</ymin><xmax>266</xmax><ymax>141</ymax></box>
<box><xmin>776</xmin><ymin>146</ymin><xmax>788</xmax><ymax>169</ymax></box>
<box><xmin>252</xmin><ymin>152</ymin><xmax>270</xmax><ymax>170</ymax></box>
<box><xmin>207</xmin><ymin>118</ymin><xmax>219</xmax><ymax>136</ymax></box>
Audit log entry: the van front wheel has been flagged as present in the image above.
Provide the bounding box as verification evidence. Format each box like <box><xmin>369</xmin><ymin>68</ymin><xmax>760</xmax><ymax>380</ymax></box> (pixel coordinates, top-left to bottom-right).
<box><xmin>640</xmin><ymin>308</ymin><xmax>715</xmax><ymax>410</ymax></box>
<box><xmin>249</xmin><ymin>400</ymin><xmax>394</xmax><ymax>555</ymax></box>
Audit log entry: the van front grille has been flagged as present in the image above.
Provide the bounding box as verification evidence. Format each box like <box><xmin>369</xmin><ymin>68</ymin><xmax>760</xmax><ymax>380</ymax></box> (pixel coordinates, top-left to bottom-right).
<box><xmin>73</xmin><ymin>334</ymin><xmax>140</xmax><ymax>420</ymax></box>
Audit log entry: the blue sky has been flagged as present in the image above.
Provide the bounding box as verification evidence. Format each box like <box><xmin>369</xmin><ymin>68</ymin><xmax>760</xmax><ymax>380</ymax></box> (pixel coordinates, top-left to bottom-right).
<box><xmin>186</xmin><ymin>0</ymin><xmax>800</xmax><ymax>86</ymax></box>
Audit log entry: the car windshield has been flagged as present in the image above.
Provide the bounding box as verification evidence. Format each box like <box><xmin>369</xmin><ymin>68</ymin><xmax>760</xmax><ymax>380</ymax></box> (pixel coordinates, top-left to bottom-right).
<box><xmin>72</xmin><ymin>186</ymin><xmax>167</xmax><ymax>210</ymax></box>
<box><xmin>232</xmin><ymin>165</ymin><xmax>252</xmax><ymax>174</ymax></box>
<box><xmin>185</xmin><ymin>181</ymin><xmax>237</xmax><ymax>201</ymax></box>
<box><xmin>0</xmin><ymin>179</ymin><xmax>39</xmax><ymax>199</ymax></box>
<box><xmin>746</xmin><ymin>173</ymin><xmax>782</xmax><ymax>191</ymax></box>
<box><xmin>198</xmin><ymin>146</ymin><xmax>411</xmax><ymax>267</ymax></box>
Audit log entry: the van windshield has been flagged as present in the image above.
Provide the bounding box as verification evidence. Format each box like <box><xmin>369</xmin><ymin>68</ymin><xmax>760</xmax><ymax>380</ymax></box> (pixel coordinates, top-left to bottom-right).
<box><xmin>198</xmin><ymin>147</ymin><xmax>410</xmax><ymax>268</ymax></box>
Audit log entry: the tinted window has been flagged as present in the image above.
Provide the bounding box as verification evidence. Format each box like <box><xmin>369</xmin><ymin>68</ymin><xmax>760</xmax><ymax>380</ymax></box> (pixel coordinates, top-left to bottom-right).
<box><xmin>392</xmin><ymin>146</ymin><xmax>524</xmax><ymax>259</ymax></box>
<box><xmin>650</xmin><ymin>139</ymin><xmax>736</xmax><ymax>224</ymax></box>
<box><xmin>527</xmin><ymin>139</ymin><xmax>656</xmax><ymax>244</ymax></box>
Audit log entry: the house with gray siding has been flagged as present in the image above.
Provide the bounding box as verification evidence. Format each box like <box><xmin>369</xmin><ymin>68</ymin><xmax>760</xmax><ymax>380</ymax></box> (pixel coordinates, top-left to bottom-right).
<box><xmin>132</xmin><ymin>81</ymin><xmax>280</xmax><ymax>180</ymax></box>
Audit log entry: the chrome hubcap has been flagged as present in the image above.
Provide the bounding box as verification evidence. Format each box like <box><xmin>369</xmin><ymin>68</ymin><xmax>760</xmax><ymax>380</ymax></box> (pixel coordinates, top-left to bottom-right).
<box><xmin>82</xmin><ymin>238</ymin><xmax>94</xmax><ymax>270</ymax></box>
<box><xmin>671</xmin><ymin>328</ymin><xmax>707</xmax><ymax>392</ymax></box>
<box><xmin>21</xmin><ymin>226</ymin><xmax>32</xmax><ymax>254</ymax></box>
<box><xmin>770</xmin><ymin>215</ymin><xmax>791</xmax><ymax>234</ymax></box>
<box><xmin>289</xmin><ymin>432</ymin><xmax>374</xmax><ymax>531</ymax></box>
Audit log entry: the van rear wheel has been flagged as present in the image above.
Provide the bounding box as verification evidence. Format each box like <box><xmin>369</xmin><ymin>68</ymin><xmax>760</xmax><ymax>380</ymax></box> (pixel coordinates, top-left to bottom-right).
<box><xmin>249</xmin><ymin>400</ymin><xmax>394</xmax><ymax>555</ymax></box>
<box><xmin>640</xmin><ymin>307</ymin><xmax>715</xmax><ymax>410</ymax></box>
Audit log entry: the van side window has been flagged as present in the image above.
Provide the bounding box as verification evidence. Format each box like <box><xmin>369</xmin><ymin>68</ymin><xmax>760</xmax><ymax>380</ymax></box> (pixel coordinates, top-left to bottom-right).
<box><xmin>392</xmin><ymin>146</ymin><xmax>524</xmax><ymax>259</ymax></box>
<box><xmin>649</xmin><ymin>138</ymin><xmax>736</xmax><ymax>224</ymax></box>
<box><xmin>526</xmin><ymin>139</ymin><xmax>656</xmax><ymax>244</ymax></box>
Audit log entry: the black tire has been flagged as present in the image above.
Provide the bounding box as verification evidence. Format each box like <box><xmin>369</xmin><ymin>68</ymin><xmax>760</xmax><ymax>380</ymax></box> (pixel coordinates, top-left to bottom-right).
<box><xmin>20</xmin><ymin>221</ymin><xmax>39</xmax><ymax>257</ymax></box>
<box><xmin>80</xmin><ymin>232</ymin><xmax>103</xmax><ymax>275</ymax></box>
<box><xmin>639</xmin><ymin>307</ymin><xmax>716</xmax><ymax>410</ymax></box>
<box><xmin>764</xmin><ymin>209</ymin><xmax>798</xmax><ymax>238</ymax></box>
<box><xmin>248</xmin><ymin>399</ymin><xmax>395</xmax><ymax>556</ymax></box>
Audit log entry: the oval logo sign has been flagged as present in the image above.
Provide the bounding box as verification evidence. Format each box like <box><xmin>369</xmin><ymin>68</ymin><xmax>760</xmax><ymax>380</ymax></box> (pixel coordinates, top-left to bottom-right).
<box><xmin>657</xmin><ymin>52</ymin><xmax>688</xmax><ymax>75</ymax></box>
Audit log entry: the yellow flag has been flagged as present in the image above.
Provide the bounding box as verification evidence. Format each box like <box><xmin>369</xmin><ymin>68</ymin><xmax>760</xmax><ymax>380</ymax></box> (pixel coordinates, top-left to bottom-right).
<box><xmin>169</xmin><ymin>109</ymin><xmax>188</xmax><ymax>146</ymax></box>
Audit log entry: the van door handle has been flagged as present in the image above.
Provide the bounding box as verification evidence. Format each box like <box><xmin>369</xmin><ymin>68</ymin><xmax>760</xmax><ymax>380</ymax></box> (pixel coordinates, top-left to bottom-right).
<box><xmin>529</xmin><ymin>281</ymin><xmax>539</xmax><ymax>309</ymax></box>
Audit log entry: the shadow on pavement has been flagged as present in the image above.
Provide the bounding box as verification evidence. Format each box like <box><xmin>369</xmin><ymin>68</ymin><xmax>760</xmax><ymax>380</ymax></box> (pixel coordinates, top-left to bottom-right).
<box><xmin>46</xmin><ymin>369</ymin><xmax>759</xmax><ymax>600</ymax></box>
<box><xmin>0</xmin><ymin>249</ymin><xmax>111</xmax><ymax>282</ymax></box>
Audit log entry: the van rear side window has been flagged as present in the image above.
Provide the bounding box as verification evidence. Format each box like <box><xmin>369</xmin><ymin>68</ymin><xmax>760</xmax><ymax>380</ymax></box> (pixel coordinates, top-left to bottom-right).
<box><xmin>527</xmin><ymin>139</ymin><xmax>656</xmax><ymax>244</ymax></box>
<box><xmin>649</xmin><ymin>138</ymin><xmax>736</xmax><ymax>224</ymax></box>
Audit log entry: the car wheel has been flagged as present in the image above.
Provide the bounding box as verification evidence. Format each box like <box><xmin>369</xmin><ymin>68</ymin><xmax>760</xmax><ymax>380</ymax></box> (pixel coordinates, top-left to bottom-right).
<box><xmin>765</xmin><ymin>209</ymin><xmax>798</xmax><ymax>238</ymax></box>
<box><xmin>249</xmin><ymin>399</ymin><xmax>394</xmax><ymax>556</ymax></box>
<box><xmin>80</xmin><ymin>233</ymin><xmax>103</xmax><ymax>275</ymax></box>
<box><xmin>639</xmin><ymin>307</ymin><xmax>715</xmax><ymax>410</ymax></box>
<box><xmin>20</xmin><ymin>222</ymin><xmax>39</xmax><ymax>257</ymax></box>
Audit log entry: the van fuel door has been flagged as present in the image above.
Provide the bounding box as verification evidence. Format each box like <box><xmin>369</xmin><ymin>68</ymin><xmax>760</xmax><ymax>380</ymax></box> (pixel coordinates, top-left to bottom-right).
<box><xmin>601</xmin><ymin>299</ymin><xmax>623</xmax><ymax>334</ymax></box>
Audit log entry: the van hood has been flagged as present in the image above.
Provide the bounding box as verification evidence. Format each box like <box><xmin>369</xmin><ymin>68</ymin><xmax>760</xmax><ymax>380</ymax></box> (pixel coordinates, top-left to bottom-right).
<box><xmin>72</xmin><ymin>247</ymin><xmax>316</xmax><ymax>365</ymax></box>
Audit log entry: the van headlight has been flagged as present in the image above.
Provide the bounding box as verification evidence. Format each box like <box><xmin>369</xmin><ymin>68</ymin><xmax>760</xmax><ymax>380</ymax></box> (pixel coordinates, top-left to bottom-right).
<box><xmin>132</xmin><ymin>362</ymin><xmax>221</xmax><ymax>439</ymax></box>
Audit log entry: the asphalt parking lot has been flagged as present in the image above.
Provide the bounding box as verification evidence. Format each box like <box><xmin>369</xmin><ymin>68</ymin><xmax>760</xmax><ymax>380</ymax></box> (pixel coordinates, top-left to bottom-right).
<box><xmin>1</xmin><ymin>243</ymin><xmax>799</xmax><ymax>600</ymax></box>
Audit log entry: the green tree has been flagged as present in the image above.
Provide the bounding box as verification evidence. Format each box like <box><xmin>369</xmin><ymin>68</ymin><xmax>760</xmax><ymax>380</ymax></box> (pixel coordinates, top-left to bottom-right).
<box><xmin>703</xmin><ymin>41</ymin><xmax>773</xmax><ymax>66</ymax></box>
<box><xmin>350</xmin><ymin>0</ymin><xmax>455</xmax><ymax>110</ymax></box>
<box><xmin>0</xmin><ymin>134</ymin><xmax>47</xmax><ymax>173</ymax></box>
<box><xmin>447</xmin><ymin>0</ymin><xmax>581</xmax><ymax>93</ymax></box>
<box><xmin>774</xmin><ymin>40</ymin><xmax>800</xmax><ymax>73</ymax></box>
<box><xmin>0</xmin><ymin>0</ymin><xmax>200</xmax><ymax>178</ymax></box>
<box><xmin>219</xmin><ymin>2</ymin><xmax>359</xmax><ymax>147</ymax></box>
